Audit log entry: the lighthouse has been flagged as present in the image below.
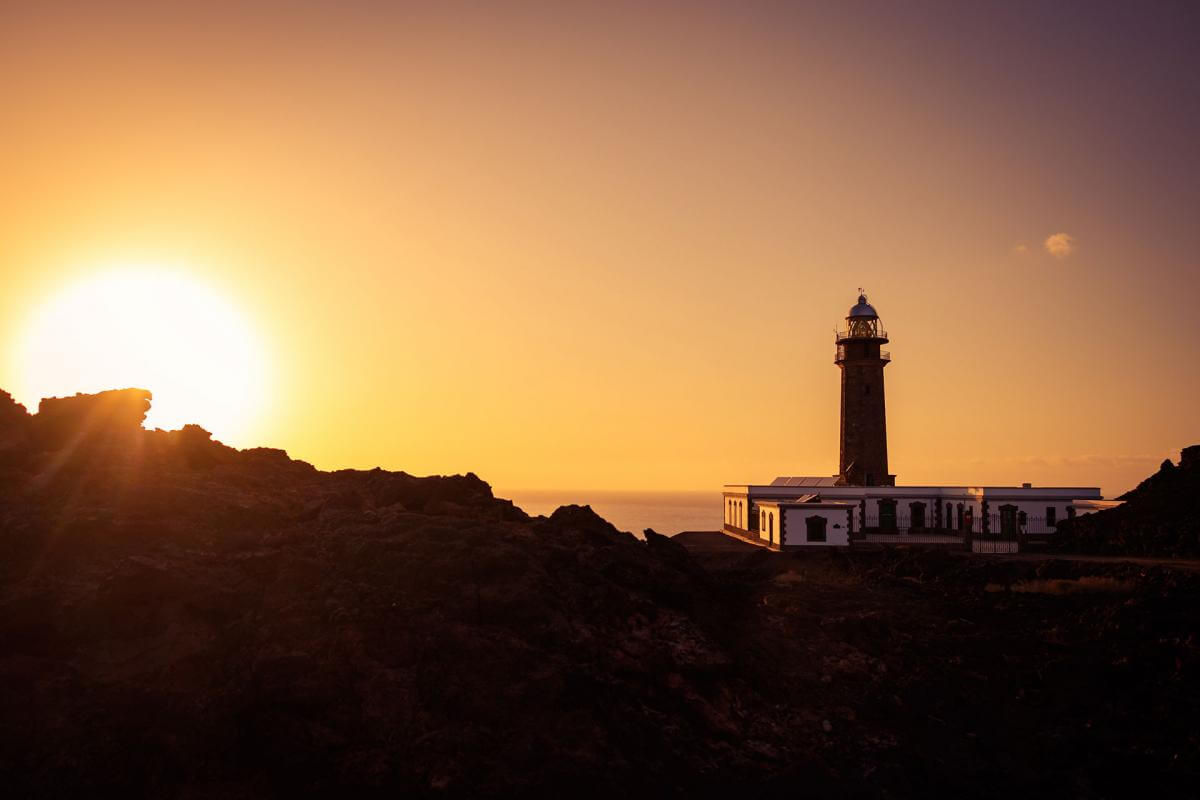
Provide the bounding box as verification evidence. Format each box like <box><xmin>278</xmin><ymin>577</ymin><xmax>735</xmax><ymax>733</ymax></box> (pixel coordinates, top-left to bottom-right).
<box><xmin>835</xmin><ymin>292</ymin><xmax>893</xmax><ymax>486</ymax></box>
<box><xmin>721</xmin><ymin>291</ymin><xmax>1116</xmax><ymax>549</ymax></box>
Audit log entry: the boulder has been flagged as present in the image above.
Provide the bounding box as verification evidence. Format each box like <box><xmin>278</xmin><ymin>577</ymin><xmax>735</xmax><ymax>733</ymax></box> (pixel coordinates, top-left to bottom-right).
<box><xmin>32</xmin><ymin>388</ymin><xmax>151</xmax><ymax>451</ymax></box>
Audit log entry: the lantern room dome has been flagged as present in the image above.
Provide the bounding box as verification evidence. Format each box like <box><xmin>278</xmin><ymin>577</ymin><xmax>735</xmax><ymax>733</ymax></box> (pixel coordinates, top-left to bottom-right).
<box><xmin>848</xmin><ymin>293</ymin><xmax>878</xmax><ymax>319</ymax></box>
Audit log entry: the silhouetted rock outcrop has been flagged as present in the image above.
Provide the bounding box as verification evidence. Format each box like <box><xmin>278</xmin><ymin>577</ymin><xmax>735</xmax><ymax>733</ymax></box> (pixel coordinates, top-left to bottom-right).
<box><xmin>1054</xmin><ymin>446</ymin><xmax>1200</xmax><ymax>556</ymax></box>
<box><xmin>1</xmin><ymin>389</ymin><xmax>1198</xmax><ymax>797</ymax></box>
<box><xmin>0</xmin><ymin>390</ymin><xmax>32</xmax><ymax>464</ymax></box>
<box><xmin>32</xmin><ymin>387</ymin><xmax>151</xmax><ymax>451</ymax></box>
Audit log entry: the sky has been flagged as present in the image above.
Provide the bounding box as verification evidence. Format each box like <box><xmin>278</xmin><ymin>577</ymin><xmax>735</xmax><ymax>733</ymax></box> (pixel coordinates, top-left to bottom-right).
<box><xmin>1</xmin><ymin>1</ymin><xmax>1198</xmax><ymax>495</ymax></box>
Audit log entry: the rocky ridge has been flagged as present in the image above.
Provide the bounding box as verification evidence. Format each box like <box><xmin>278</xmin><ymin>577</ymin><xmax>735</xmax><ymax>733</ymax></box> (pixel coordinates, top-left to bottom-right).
<box><xmin>1052</xmin><ymin>446</ymin><xmax>1200</xmax><ymax>556</ymax></box>
<box><xmin>1</xmin><ymin>389</ymin><xmax>1197</xmax><ymax>797</ymax></box>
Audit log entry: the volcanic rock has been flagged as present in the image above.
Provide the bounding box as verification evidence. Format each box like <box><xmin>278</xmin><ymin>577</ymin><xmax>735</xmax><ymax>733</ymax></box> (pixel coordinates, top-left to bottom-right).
<box><xmin>1054</xmin><ymin>446</ymin><xmax>1200</xmax><ymax>556</ymax></box>
<box><xmin>32</xmin><ymin>387</ymin><xmax>151</xmax><ymax>451</ymax></box>
<box><xmin>1</xmin><ymin>389</ymin><xmax>1198</xmax><ymax>797</ymax></box>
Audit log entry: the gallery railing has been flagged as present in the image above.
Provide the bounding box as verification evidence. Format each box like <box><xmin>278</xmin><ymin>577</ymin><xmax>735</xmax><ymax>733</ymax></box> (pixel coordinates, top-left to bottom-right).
<box><xmin>835</xmin><ymin>329</ymin><xmax>889</xmax><ymax>341</ymax></box>
<box><xmin>834</xmin><ymin>345</ymin><xmax>891</xmax><ymax>364</ymax></box>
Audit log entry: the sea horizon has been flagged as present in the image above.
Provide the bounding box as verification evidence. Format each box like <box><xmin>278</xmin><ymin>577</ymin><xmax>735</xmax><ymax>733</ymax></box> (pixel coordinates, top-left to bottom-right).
<box><xmin>498</xmin><ymin>488</ymin><xmax>722</xmax><ymax>537</ymax></box>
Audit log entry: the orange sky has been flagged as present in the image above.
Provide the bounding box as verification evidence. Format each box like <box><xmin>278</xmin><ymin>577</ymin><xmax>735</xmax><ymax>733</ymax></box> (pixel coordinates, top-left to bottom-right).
<box><xmin>2</xmin><ymin>2</ymin><xmax>1197</xmax><ymax>496</ymax></box>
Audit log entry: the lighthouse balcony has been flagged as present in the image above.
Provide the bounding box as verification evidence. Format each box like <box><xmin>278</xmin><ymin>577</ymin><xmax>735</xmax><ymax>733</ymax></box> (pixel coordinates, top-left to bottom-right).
<box><xmin>835</xmin><ymin>345</ymin><xmax>890</xmax><ymax>364</ymax></box>
<box><xmin>835</xmin><ymin>328</ymin><xmax>888</xmax><ymax>343</ymax></box>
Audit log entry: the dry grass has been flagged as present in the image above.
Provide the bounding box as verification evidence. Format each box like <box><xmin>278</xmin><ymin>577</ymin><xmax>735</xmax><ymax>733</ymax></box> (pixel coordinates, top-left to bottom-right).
<box><xmin>989</xmin><ymin>576</ymin><xmax>1138</xmax><ymax>595</ymax></box>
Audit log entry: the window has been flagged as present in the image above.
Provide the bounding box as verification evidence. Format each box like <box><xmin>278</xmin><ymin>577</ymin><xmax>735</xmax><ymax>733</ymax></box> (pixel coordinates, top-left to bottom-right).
<box><xmin>957</xmin><ymin>503</ymin><xmax>964</xmax><ymax>531</ymax></box>
<box><xmin>806</xmin><ymin>515</ymin><xmax>827</xmax><ymax>543</ymax></box>
<box><xmin>879</xmin><ymin>499</ymin><xmax>897</xmax><ymax>531</ymax></box>
<box><xmin>1046</xmin><ymin>506</ymin><xmax>1057</xmax><ymax>526</ymax></box>
<box><xmin>946</xmin><ymin>503</ymin><xmax>953</xmax><ymax>529</ymax></box>
<box><xmin>909</xmin><ymin>502</ymin><xmax>926</xmax><ymax>530</ymax></box>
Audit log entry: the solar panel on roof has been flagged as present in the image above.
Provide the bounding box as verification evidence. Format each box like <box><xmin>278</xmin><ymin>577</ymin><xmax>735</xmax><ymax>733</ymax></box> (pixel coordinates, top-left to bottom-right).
<box><xmin>771</xmin><ymin>476</ymin><xmax>839</xmax><ymax>487</ymax></box>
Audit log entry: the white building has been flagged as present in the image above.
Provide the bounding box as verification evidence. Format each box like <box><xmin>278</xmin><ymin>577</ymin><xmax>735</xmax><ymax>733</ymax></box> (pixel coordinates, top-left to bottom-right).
<box><xmin>721</xmin><ymin>294</ymin><xmax>1121</xmax><ymax>550</ymax></box>
<box><xmin>723</xmin><ymin>478</ymin><xmax>1119</xmax><ymax>549</ymax></box>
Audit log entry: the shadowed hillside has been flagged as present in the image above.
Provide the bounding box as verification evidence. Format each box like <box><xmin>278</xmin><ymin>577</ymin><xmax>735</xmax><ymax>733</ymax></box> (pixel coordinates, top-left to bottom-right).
<box><xmin>1</xmin><ymin>390</ymin><xmax>1198</xmax><ymax>797</ymax></box>
<box><xmin>1052</xmin><ymin>446</ymin><xmax>1200</xmax><ymax>557</ymax></box>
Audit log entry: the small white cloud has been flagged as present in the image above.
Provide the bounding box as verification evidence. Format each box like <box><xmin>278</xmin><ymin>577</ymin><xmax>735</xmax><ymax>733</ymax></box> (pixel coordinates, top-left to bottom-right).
<box><xmin>1044</xmin><ymin>232</ymin><xmax>1077</xmax><ymax>258</ymax></box>
<box><xmin>1013</xmin><ymin>243</ymin><xmax>1030</xmax><ymax>256</ymax></box>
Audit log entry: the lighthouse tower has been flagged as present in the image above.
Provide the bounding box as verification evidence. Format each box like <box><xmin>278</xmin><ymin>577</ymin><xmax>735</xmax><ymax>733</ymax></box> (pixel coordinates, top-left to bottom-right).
<box><xmin>835</xmin><ymin>292</ymin><xmax>894</xmax><ymax>486</ymax></box>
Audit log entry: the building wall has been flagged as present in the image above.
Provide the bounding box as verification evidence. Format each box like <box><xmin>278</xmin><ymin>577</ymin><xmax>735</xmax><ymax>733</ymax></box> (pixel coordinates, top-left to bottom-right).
<box><xmin>726</xmin><ymin>487</ymin><xmax>1108</xmax><ymax>536</ymax></box>
<box><xmin>982</xmin><ymin>497</ymin><xmax>1073</xmax><ymax>527</ymax></box>
<box><xmin>723</xmin><ymin>494</ymin><xmax>750</xmax><ymax>529</ymax></box>
<box><xmin>781</xmin><ymin>507</ymin><xmax>851</xmax><ymax>547</ymax></box>
<box><xmin>861</xmin><ymin>494</ymin><xmax>983</xmax><ymax>528</ymax></box>
<box><xmin>839</xmin><ymin>353</ymin><xmax>889</xmax><ymax>486</ymax></box>
<box><xmin>758</xmin><ymin>506</ymin><xmax>779</xmax><ymax>544</ymax></box>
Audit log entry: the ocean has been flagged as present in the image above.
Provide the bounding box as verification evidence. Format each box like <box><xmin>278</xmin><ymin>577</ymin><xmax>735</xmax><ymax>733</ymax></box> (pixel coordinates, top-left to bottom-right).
<box><xmin>498</xmin><ymin>489</ymin><xmax>721</xmax><ymax>537</ymax></box>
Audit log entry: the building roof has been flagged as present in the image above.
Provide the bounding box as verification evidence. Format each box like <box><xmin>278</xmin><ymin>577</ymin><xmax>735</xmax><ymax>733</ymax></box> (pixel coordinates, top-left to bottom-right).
<box><xmin>1070</xmin><ymin>499</ymin><xmax>1123</xmax><ymax>510</ymax></box>
<box><xmin>769</xmin><ymin>476</ymin><xmax>841</xmax><ymax>487</ymax></box>
<box><xmin>725</xmin><ymin>483</ymin><xmax>1106</xmax><ymax>500</ymax></box>
<box><xmin>848</xmin><ymin>293</ymin><xmax>878</xmax><ymax>319</ymax></box>
<box><xmin>759</xmin><ymin>497</ymin><xmax>856</xmax><ymax>508</ymax></box>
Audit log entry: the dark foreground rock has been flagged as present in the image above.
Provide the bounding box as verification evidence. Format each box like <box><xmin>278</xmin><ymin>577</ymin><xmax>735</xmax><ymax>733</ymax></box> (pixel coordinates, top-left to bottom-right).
<box><xmin>1</xmin><ymin>390</ymin><xmax>1198</xmax><ymax>797</ymax></box>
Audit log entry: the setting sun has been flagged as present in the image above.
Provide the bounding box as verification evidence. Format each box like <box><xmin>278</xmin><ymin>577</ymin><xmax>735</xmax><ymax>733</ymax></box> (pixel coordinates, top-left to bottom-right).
<box><xmin>11</xmin><ymin>268</ymin><xmax>269</xmax><ymax>444</ymax></box>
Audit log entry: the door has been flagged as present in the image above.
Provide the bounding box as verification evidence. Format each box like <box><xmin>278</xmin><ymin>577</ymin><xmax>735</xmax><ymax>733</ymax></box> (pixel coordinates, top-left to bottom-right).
<box><xmin>999</xmin><ymin>504</ymin><xmax>1018</xmax><ymax>537</ymax></box>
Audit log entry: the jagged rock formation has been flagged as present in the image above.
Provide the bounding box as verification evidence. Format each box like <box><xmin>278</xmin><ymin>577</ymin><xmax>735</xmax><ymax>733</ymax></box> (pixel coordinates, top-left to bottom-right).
<box><xmin>1053</xmin><ymin>446</ymin><xmax>1200</xmax><ymax>556</ymax></box>
<box><xmin>1</xmin><ymin>389</ymin><xmax>1198</xmax><ymax>797</ymax></box>
<box><xmin>0</xmin><ymin>389</ymin><xmax>32</xmax><ymax>463</ymax></box>
<box><xmin>33</xmin><ymin>388</ymin><xmax>152</xmax><ymax>450</ymax></box>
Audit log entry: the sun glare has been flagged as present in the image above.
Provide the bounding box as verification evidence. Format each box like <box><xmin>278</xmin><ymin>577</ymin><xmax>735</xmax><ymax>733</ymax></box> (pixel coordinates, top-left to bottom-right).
<box><xmin>13</xmin><ymin>268</ymin><xmax>269</xmax><ymax>444</ymax></box>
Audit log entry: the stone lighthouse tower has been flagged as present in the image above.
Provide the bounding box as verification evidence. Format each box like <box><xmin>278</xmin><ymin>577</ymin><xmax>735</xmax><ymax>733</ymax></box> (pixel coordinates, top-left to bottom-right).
<box><xmin>835</xmin><ymin>292</ymin><xmax>894</xmax><ymax>486</ymax></box>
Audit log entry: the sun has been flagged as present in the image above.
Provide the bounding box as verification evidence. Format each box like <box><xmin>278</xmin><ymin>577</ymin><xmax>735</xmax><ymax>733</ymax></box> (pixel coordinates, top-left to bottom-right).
<box><xmin>12</xmin><ymin>267</ymin><xmax>270</xmax><ymax>444</ymax></box>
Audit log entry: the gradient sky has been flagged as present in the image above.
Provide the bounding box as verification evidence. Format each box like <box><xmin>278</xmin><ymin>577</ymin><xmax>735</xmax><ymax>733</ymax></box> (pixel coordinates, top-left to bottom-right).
<box><xmin>2</xmin><ymin>1</ymin><xmax>1198</xmax><ymax>495</ymax></box>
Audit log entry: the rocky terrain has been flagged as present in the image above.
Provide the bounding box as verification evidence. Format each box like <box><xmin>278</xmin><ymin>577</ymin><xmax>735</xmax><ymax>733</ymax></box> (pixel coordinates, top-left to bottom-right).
<box><xmin>1</xmin><ymin>389</ymin><xmax>1198</xmax><ymax>797</ymax></box>
<box><xmin>1052</xmin><ymin>446</ymin><xmax>1200</xmax><ymax>557</ymax></box>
